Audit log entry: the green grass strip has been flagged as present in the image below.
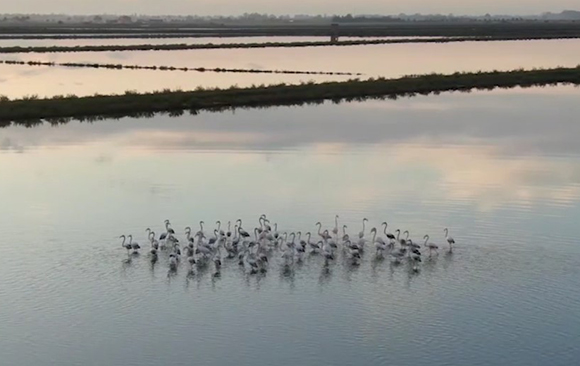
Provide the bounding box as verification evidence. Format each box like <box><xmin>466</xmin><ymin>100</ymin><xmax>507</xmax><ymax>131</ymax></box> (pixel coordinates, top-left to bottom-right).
<box><xmin>1</xmin><ymin>66</ymin><xmax>579</xmax><ymax>123</ymax></box>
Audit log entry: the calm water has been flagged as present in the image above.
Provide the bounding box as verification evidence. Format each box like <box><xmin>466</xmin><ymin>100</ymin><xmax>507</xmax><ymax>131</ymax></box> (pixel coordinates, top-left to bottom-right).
<box><xmin>0</xmin><ymin>36</ymin><xmax>436</xmax><ymax>47</ymax></box>
<box><xmin>1</xmin><ymin>38</ymin><xmax>580</xmax><ymax>98</ymax></box>
<box><xmin>1</xmin><ymin>86</ymin><xmax>580</xmax><ymax>366</ymax></box>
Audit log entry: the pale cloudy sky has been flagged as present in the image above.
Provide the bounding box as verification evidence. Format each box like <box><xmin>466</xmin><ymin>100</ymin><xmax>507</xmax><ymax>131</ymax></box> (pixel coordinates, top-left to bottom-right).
<box><xmin>2</xmin><ymin>0</ymin><xmax>578</xmax><ymax>15</ymax></box>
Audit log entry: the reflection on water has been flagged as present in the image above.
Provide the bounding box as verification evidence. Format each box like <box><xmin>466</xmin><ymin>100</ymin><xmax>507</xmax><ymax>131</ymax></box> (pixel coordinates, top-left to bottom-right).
<box><xmin>0</xmin><ymin>63</ymin><xmax>342</xmax><ymax>99</ymax></box>
<box><xmin>2</xmin><ymin>38</ymin><xmax>580</xmax><ymax>98</ymax></box>
<box><xmin>1</xmin><ymin>86</ymin><xmax>579</xmax><ymax>366</ymax></box>
<box><xmin>0</xmin><ymin>36</ymin><xmax>437</xmax><ymax>47</ymax></box>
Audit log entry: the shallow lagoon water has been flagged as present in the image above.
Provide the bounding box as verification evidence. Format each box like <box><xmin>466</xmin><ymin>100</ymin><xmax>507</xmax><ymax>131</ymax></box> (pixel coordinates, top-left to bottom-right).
<box><xmin>0</xmin><ymin>36</ymin><xmax>437</xmax><ymax>47</ymax></box>
<box><xmin>1</xmin><ymin>86</ymin><xmax>580</xmax><ymax>366</ymax></box>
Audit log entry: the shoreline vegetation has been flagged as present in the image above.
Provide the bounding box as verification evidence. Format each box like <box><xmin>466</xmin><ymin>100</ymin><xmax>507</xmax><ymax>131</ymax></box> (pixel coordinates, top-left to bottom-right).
<box><xmin>1</xmin><ymin>35</ymin><xmax>579</xmax><ymax>53</ymax></box>
<box><xmin>0</xmin><ymin>59</ymin><xmax>362</xmax><ymax>76</ymax></box>
<box><xmin>1</xmin><ymin>66</ymin><xmax>579</xmax><ymax>124</ymax></box>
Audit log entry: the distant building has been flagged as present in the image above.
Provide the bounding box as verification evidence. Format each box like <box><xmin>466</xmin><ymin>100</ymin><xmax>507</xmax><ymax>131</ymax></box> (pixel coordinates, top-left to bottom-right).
<box><xmin>118</xmin><ymin>15</ymin><xmax>132</xmax><ymax>24</ymax></box>
<box><xmin>330</xmin><ymin>23</ymin><xmax>340</xmax><ymax>43</ymax></box>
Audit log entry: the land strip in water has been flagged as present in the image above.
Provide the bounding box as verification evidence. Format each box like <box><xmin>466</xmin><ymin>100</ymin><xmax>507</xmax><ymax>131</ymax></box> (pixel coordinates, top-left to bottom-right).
<box><xmin>0</xmin><ymin>59</ymin><xmax>361</xmax><ymax>76</ymax></box>
<box><xmin>1</xmin><ymin>66</ymin><xmax>579</xmax><ymax>124</ymax></box>
<box><xmin>0</xmin><ymin>35</ymin><xmax>579</xmax><ymax>53</ymax></box>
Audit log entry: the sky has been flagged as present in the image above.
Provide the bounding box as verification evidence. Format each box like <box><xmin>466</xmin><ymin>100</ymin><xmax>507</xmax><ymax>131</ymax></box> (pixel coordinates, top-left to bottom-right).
<box><xmin>1</xmin><ymin>0</ymin><xmax>578</xmax><ymax>16</ymax></box>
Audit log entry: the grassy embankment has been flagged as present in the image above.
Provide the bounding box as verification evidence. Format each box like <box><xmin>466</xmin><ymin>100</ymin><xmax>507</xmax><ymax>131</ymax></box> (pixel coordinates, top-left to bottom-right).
<box><xmin>0</xmin><ymin>35</ymin><xmax>579</xmax><ymax>53</ymax></box>
<box><xmin>0</xmin><ymin>59</ymin><xmax>361</xmax><ymax>76</ymax></box>
<box><xmin>1</xmin><ymin>66</ymin><xmax>579</xmax><ymax>124</ymax></box>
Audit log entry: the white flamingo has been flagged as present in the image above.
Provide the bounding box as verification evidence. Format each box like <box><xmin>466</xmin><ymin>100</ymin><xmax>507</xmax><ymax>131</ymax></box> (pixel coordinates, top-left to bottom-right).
<box><xmin>382</xmin><ymin>222</ymin><xmax>396</xmax><ymax>242</ymax></box>
<box><xmin>444</xmin><ymin>228</ymin><xmax>456</xmax><ymax>252</ymax></box>
<box><xmin>120</xmin><ymin>235</ymin><xmax>131</xmax><ymax>253</ymax></box>
<box><xmin>371</xmin><ymin>228</ymin><xmax>387</xmax><ymax>256</ymax></box>
<box><xmin>341</xmin><ymin>225</ymin><xmax>349</xmax><ymax>242</ymax></box>
<box><xmin>359</xmin><ymin>218</ymin><xmax>368</xmax><ymax>239</ymax></box>
<box><xmin>332</xmin><ymin>215</ymin><xmax>339</xmax><ymax>237</ymax></box>
<box><xmin>395</xmin><ymin>230</ymin><xmax>409</xmax><ymax>248</ymax></box>
<box><xmin>321</xmin><ymin>240</ymin><xmax>334</xmax><ymax>265</ymax></box>
<box><xmin>128</xmin><ymin>235</ymin><xmax>140</xmax><ymax>253</ymax></box>
<box><xmin>316</xmin><ymin>222</ymin><xmax>331</xmax><ymax>240</ymax></box>
<box><xmin>423</xmin><ymin>235</ymin><xmax>439</xmax><ymax>257</ymax></box>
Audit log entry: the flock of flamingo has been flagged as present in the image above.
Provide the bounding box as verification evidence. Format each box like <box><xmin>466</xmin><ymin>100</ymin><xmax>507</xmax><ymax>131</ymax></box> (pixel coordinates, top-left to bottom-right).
<box><xmin>119</xmin><ymin>215</ymin><xmax>456</xmax><ymax>275</ymax></box>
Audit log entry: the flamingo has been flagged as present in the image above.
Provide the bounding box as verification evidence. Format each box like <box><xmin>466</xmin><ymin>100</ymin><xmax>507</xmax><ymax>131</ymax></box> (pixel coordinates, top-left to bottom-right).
<box><xmin>359</xmin><ymin>218</ymin><xmax>368</xmax><ymax>239</ymax></box>
<box><xmin>169</xmin><ymin>253</ymin><xmax>178</xmax><ymax>270</ymax></box>
<box><xmin>423</xmin><ymin>235</ymin><xmax>439</xmax><ymax>257</ymax></box>
<box><xmin>281</xmin><ymin>245</ymin><xmax>294</xmax><ymax>265</ymax></box>
<box><xmin>395</xmin><ymin>230</ymin><xmax>409</xmax><ymax>248</ymax></box>
<box><xmin>128</xmin><ymin>235</ymin><xmax>140</xmax><ymax>253</ymax></box>
<box><xmin>226</xmin><ymin>221</ymin><xmax>232</xmax><ymax>238</ymax></box>
<box><xmin>371</xmin><ymin>228</ymin><xmax>387</xmax><ymax>256</ymax></box>
<box><xmin>408</xmin><ymin>240</ymin><xmax>421</xmax><ymax>256</ymax></box>
<box><xmin>213</xmin><ymin>249</ymin><xmax>222</xmax><ymax>272</ymax></box>
<box><xmin>159</xmin><ymin>220</ymin><xmax>175</xmax><ymax>241</ymax></box>
<box><xmin>321</xmin><ymin>241</ymin><xmax>334</xmax><ymax>265</ymax></box>
<box><xmin>308</xmin><ymin>234</ymin><xmax>321</xmax><ymax>253</ymax></box>
<box><xmin>186</xmin><ymin>247</ymin><xmax>196</xmax><ymax>268</ymax></box>
<box><xmin>194</xmin><ymin>221</ymin><xmax>204</xmax><ymax>237</ymax></box>
<box><xmin>332</xmin><ymin>215</ymin><xmax>339</xmax><ymax>237</ymax></box>
<box><xmin>344</xmin><ymin>240</ymin><xmax>361</xmax><ymax>264</ymax></box>
<box><xmin>232</xmin><ymin>225</ymin><xmax>241</xmax><ymax>247</ymax></box>
<box><xmin>410</xmin><ymin>254</ymin><xmax>421</xmax><ymax>272</ymax></box>
<box><xmin>382</xmin><ymin>222</ymin><xmax>396</xmax><ymax>242</ymax></box>
<box><xmin>315</xmin><ymin>222</ymin><xmax>331</xmax><ymax>240</ymax></box>
<box><xmin>390</xmin><ymin>248</ymin><xmax>406</xmax><ymax>264</ymax></box>
<box><xmin>147</xmin><ymin>230</ymin><xmax>159</xmax><ymax>250</ymax></box>
<box><xmin>120</xmin><ymin>235</ymin><xmax>131</xmax><ymax>253</ymax></box>
<box><xmin>238</xmin><ymin>224</ymin><xmax>251</xmax><ymax>239</ymax></box>
<box><xmin>342</xmin><ymin>225</ymin><xmax>349</xmax><ymax>242</ymax></box>
<box><xmin>262</xmin><ymin>217</ymin><xmax>272</xmax><ymax>232</ymax></box>
<box><xmin>322</xmin><ymin>230</ymin><xmax>337</xmax><ymax>249</ymax></box>
<box><xmin>444</xmin><ymin>228</ymin><xmax>455</xmax><ymax>252</ymax></box>
<box><xmin>216</xmin><ymin>221</ymin><xmax>225</xmax><ymax>237</ymax></box>
<box><xmin>298</xmin><ymin>232</ymin><xmax>308</xmax><ymax>251</ymax></box>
